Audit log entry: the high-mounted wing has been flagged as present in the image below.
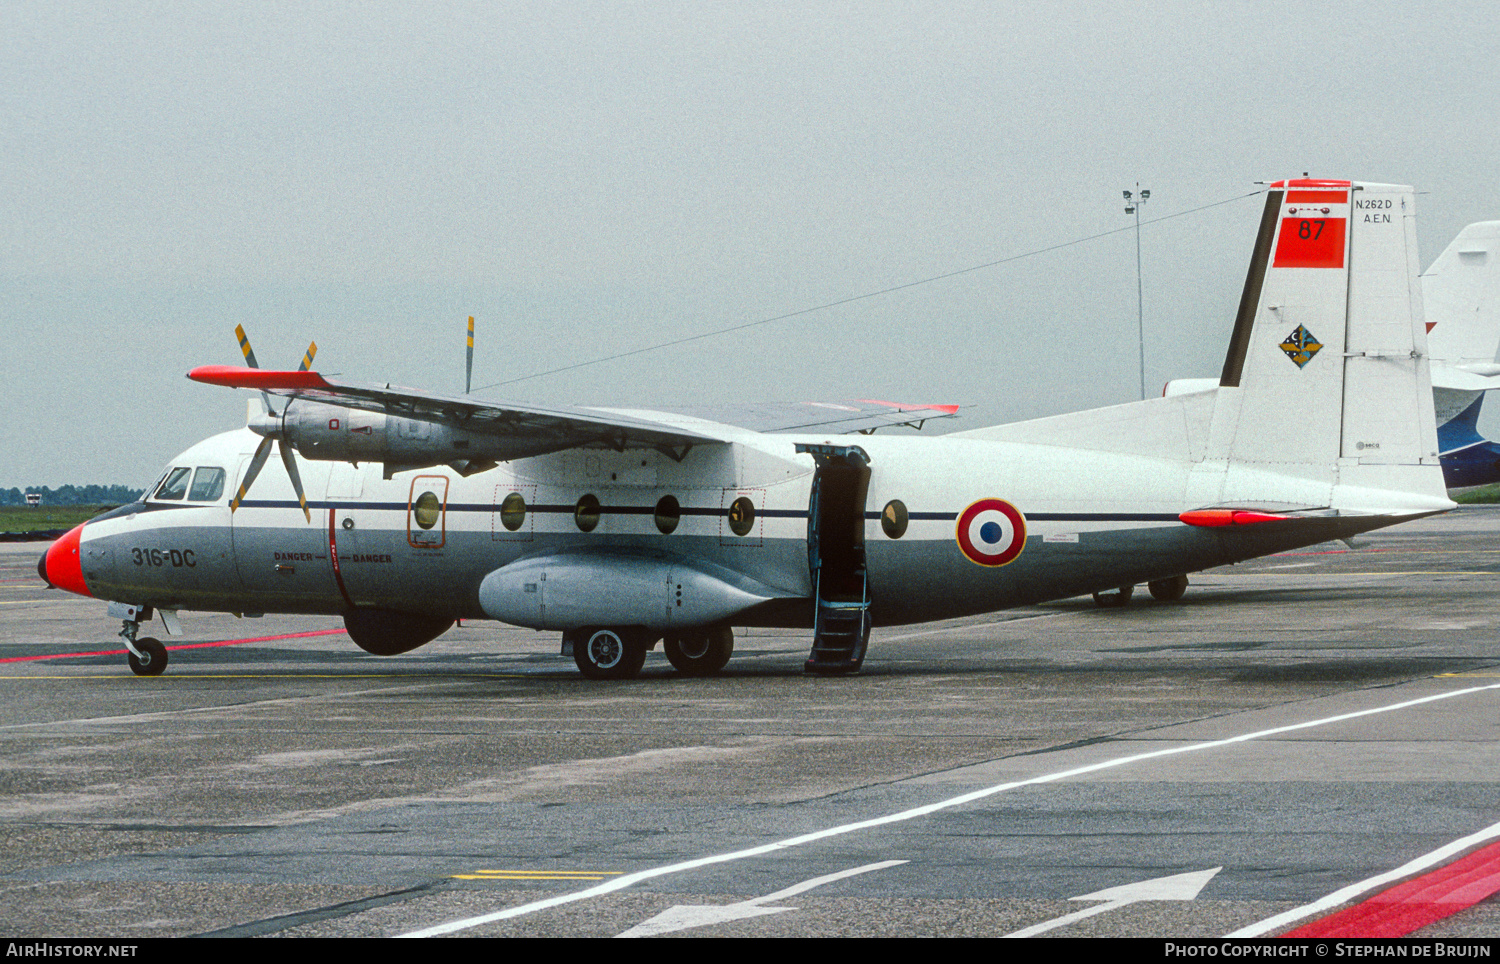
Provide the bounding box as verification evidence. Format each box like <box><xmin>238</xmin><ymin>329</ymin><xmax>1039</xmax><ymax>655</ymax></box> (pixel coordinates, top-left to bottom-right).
<box><xmin>657</xmin><ymin>399</ymin><xmax>960</xmax><ymax>434</ymax></box>
<box><xmin>188</xmin><ymin>365</ymin><xmax>729</xmax><ymax>485</ymax></box>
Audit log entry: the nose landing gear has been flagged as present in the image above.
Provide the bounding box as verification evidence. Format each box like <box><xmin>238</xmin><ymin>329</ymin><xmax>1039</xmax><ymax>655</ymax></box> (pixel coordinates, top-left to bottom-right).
<box><xmin>119</xmin><ymin>616</ymin><xmax>169</xmax><ymax>677</ymax></box>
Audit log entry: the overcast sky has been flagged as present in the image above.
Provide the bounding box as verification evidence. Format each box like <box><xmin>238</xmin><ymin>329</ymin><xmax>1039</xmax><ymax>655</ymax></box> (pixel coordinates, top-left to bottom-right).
<box><xmin>4</xmin><ymin>1</ymin><xmax>1499</xmax><ymax>488</ymax></box>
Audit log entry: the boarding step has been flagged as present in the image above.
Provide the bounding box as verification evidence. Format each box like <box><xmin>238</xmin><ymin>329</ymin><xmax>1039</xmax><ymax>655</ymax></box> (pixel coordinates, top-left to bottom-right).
<box><xmin>805</xmin><ymin>601</ymin><xmax>871</xmax><ymax>675</ymax></box>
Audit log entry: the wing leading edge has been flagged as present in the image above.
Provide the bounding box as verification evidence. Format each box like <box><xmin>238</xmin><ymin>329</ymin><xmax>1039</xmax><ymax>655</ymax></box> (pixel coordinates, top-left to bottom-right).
<box><xmin>188</xmin><ymin>365</ymin><xmax>726</xmax><ymax>461</ymax></box>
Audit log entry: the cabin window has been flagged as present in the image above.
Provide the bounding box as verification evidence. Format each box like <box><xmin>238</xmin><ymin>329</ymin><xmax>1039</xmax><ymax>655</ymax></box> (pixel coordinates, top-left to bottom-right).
<box><xmin>655</xmin><ymin>495</ymin><xmax>680</xmax><ymax>535</ymax></box>
<box><xmin>188</xmin><ymin>467</ymin><xmax>226</xmax><ymax>502</ymax></box>
<box><xmin>727</xmin><ymin>496</ymin><xmax>756</xmax><ymax>536</ymax></box>
<box><xmin>881</xmin><ymin>500</ymin><xmax>909</xmax><ymax>539</ymax></box>
<box><xmin>155</xmin><ymin>467</ymin><xmax>191</xmax><ymax>501</ymax></box>
<box><xmin>500</xmin><ymin>492</ymin><xmax>527</xmax><ymax>532</ymax></box>
<box><xmin>413</xmin><ymin>491</ymin><xmax>442</xmax><ymax>530</ymax></box>
<box><xmin>575</xmin><ymin>494</ymin><xmax>601</xmax><ymax>532</ymax></box>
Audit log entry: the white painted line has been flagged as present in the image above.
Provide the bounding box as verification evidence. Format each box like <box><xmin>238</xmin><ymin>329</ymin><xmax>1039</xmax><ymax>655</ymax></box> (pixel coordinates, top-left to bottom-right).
<box><xmin>399</xmin><ymin>680</ymin><xmax>1500</xmax><ymax>938</ymax></box>
<box><xmin>1226</xmin><ymin>818</ymin><xmax>1500</xmax><ymax>937</ymax></box>
<box><xmin>1004</xmin><ymin>867</ymin><xmax>1221</xmax><ymax>938</ymax></box>
<box><xmin>615</xmin><ymin>859</ymin><xmax>907</xmax><ymax>937</ymax></box>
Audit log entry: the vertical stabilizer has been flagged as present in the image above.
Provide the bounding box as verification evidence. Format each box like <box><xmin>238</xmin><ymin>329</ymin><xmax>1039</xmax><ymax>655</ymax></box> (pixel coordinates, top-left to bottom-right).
<box><xmin>1424</xmin><ymin>222</ymin><xmax>1500</xmax><ymax>365</ymax></box>
<box><xmin>1201</xmin><ymin>180</ymin><xmax>1445</xmax><ymax>511</ymax></box>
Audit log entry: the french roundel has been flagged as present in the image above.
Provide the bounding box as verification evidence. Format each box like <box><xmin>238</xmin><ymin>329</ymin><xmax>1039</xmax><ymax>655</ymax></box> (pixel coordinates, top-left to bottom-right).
<box><xmin>955</xmin><ymin>498</ymin><xmax>1027</xmax><ymax>567</ymax></box>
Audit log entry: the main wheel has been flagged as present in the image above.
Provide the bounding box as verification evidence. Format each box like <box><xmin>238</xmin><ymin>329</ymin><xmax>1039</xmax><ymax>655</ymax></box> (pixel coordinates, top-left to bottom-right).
<box><xmin>663</xmin><ymin>626</ymin><xmax>734</xmax><ymax>676</ymax></box>
<box><xmin>1091</xmin><ymin>585</ymin><xmax>1135</xmax><ymax>608</ymax></box>
<box><xmin>573</xmin><ymin>627</ymin><xmax>648</xmax><ymax>680</ymax></box>
<box><xmin>1148</xmin><ymin>574</ymin><xmax>1189</xmax><ymax>601</ymax></box>
<box><xmin>128</xmin><ymin>637</ymin><xmax>168</xmax><ymax>677</ymax></box>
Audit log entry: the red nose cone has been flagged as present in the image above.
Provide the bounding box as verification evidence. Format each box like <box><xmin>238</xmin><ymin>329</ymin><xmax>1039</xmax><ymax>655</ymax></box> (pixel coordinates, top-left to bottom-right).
<box><xmin>42</xmin><ymin>524</ymin><xmax>92</xmax><ymax>598</ymax></box>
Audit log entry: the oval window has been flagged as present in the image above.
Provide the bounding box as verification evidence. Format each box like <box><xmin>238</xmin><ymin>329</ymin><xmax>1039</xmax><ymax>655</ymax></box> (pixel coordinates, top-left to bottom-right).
<box><xmin>881</xmin><ymin>499</ymin><xmax>909</xmax><ymax>539</ymax></box>
<box><xmin>727</xmin><ymin>496</ymin><xmax>756</xmax><ymax>537</ymax></box>
<box><xmin>655</xmin><ymin>495</ymin><xmax>681</xmax><ymax>535</ymax></box>
<box><xmin>575</xmin><ymin>493</ymin><xmax>601</xmax><ymax>532</ymax></box>
<box><xmin>413</xmin><ymin>490</ymin><xmax>442</xmax><ymax>530</ymax></box>
<box><xmin>500</xmin><ymin>492</ymin><xmax>527</xmax><ymax>531</ymax></box>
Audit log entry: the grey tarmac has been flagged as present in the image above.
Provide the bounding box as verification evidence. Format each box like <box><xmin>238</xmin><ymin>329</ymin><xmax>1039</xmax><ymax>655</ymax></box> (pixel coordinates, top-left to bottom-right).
<box><xmin>3</xmin><ymin>508</ymin><xmax>1500</xmax><ymax>938</ymax></box>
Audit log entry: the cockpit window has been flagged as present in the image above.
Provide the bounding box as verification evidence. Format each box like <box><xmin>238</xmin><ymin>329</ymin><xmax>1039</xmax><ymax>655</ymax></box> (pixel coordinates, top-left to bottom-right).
<box><xmin>155</xmin><ymin>467</ymin><xmax>191</xmax><ymax>501</ymax></box>
<box><xmin>188</xmin><ymin>467</ymin><xmax>226</xmax><ymax>502</ymax></box>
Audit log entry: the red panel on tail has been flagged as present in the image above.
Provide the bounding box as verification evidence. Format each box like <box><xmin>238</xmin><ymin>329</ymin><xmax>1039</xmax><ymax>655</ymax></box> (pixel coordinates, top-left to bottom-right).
<box><xmin>1273</xmin><ymin>216</ymin><xmax>1347</xmax><ymax>268</ymax></box>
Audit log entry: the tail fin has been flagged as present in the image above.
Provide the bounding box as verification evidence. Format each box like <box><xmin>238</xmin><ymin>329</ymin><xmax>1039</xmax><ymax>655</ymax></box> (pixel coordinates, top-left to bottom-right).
<box><xmin>1204</xmin><ymin>179</ymin><xmax>1446</xmax><ymax>510</ymax></box>
<box><xmin>1424</xmin><ymin>222</ymin><xmax>1500</xmax><ymax>366</ymax></box>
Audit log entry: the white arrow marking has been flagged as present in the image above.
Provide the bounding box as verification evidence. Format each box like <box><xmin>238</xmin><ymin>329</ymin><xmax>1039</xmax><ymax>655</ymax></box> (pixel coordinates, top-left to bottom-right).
<box><xmin>615</xmin><ymin>859</ymin><xmax>908</xmax><ymax>938</ymax></box>
<box><xmin>1003</xmin><ymin>867</ymin><xmax>1222</xmax><ymax>938</ymax></box>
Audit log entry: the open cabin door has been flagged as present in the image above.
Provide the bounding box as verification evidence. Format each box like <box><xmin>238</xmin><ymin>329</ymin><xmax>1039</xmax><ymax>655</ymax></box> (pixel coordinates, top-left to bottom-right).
<box><xmin>797</xmin><ymin>443</ymin><xmax>872</xmax><ymax>673</ymax></box>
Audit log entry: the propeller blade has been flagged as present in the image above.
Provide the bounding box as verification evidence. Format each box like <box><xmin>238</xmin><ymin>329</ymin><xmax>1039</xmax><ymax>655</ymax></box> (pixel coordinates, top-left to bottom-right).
<box><xmin>233</xmin><ymin>324</ymin><xmax>277</xmax><ymax>412</ymax></box>
<box><xmin>231</xmin><ymin>436</ymin><xmax>274</xmax><ymax>514</ymax></box>
<box><xmin>278</xmin><ymin>439</ymin><xmax>311</xmax><ymax>523</ymax></box>
<box><xmin>235</xmin><ymin>324</ymin><xmax>261</xmax><ymax>369</ymax></box>
<box><xmin>298</xmin><ymin>341</ymin><xmax>318</xmax><ymax>373</ymax></box>
<box><xmin>465</xmin><ymin>315</ymin><xmax>474</xmax><ymax>394</ymax></box>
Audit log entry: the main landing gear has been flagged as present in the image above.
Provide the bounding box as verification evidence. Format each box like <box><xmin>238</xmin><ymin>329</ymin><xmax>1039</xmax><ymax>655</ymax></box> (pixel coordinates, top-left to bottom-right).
<box><xmin>663</xmin><ymin>626</ymin><xmax>734</xmax><ymax>676</ymax></box>
<box><xmin>569</xmin><ymin>627</ymin><xmax>649</xmax><ymax>680</ymax></box>
<box><xmin>119</xmin><ymin>617</ymin><xmax>168</xmax><ymax>677</ymax></box>
<box><xmin>1091</xmin><ymin>575</ymin><xmax>1190</xmax><ymax>608</ymax></box>
<box><xmin>566</xmin><ymin>626</ymin><xmax>736</xmax><ymax>680</ymax></box>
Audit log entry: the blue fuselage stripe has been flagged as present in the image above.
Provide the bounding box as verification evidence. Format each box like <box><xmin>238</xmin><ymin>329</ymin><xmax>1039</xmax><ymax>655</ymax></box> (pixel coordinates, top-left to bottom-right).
<box><xmin>230</xmin><ymin>499</ymin><xmax>1179</xmax><ymax>525</ymax></box>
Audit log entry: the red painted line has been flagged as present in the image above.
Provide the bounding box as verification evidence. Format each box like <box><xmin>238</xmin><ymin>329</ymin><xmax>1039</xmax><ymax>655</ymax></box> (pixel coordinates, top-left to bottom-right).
<box><xmin>1284</xmin><ymin>840</ymin><xmax>1500</xmax><ymax>938</ymax></box>
<box><xmin>0</xmin><ymin>628</ymin><xmax>347</xmax><ymax>664</ymax></box>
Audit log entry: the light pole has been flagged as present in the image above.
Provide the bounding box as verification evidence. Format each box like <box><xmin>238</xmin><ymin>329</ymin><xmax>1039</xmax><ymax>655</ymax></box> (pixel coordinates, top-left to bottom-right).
<box><xmin>1123</xmin><ymin>185</ymin><xmax>1149</xmax><ymax>400</ymax></box>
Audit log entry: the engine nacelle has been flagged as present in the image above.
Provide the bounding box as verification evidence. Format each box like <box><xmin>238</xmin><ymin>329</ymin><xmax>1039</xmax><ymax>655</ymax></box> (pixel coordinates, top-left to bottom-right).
<box><xmin>276</xmin><ymin>400</ymin><xmax>571</xmax><ymax>467</ymax></box>
<box><xmin>478</xmin><ymin>551</ymin><xmax>796</xmax><ymax>631</ymax></box>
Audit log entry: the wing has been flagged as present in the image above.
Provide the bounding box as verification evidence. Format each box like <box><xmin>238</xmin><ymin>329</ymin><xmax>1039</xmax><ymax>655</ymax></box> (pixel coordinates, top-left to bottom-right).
<box><xmin>188</xmin><ymin>366</ymin><xmax>727</xmax><ymax>458</ymax></box>
<box><xmin>656</xmin><ymin>399</ymin><xmax>960</xmax><ymax>434</ymax></box>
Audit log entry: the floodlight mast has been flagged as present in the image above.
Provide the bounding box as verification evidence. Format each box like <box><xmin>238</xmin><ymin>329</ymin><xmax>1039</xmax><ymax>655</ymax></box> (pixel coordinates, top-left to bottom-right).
<box><xmin>1123</xmin><ymin>185</ymin><xmax>1150</xmax><ymax>400</ymax></box>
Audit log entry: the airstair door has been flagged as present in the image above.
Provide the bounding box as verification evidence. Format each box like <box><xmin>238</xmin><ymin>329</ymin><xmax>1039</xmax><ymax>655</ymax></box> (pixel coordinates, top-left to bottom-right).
<box><xmin>797</xmin><ymin>444</ymin><xmax>872</xmax><ymax>674</ymax></box>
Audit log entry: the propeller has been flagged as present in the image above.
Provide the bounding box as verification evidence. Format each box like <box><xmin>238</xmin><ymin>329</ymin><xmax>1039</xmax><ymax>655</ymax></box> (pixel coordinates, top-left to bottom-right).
<box><xmin>465</xmin><ymin>315</ymin><xmax>474</xmax><ymax>394</ymax></box>
<box><xmin>230</xmin><ymin>325</ymin><xmax>317</xmax><ymax>522</ymax></box>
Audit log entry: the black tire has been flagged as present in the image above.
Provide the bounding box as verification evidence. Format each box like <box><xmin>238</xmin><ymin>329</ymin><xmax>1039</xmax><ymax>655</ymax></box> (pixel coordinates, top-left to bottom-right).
<box><xmin>128</xmin><ymin>637</ymin><xmax>168</xmax><ymax>677</ymax></box>
<box><xmin>573</xmin><ymin>627</ymin><xmax>647</xmax><ymax>680</ymax></box>
<box><xmin>664</xmin><ymin>626</ymin><xmax>734</xmax><ymax>676</ymax></box>
<box><xmin>1091</xmin><ymin>585</ymin><xmax>1135</xmax><ymax>608</ymax></box>
<box><xmin>1148</xmin><ymin>575</ymin><xmax>1189</xmax><ymax>601</ymax></box>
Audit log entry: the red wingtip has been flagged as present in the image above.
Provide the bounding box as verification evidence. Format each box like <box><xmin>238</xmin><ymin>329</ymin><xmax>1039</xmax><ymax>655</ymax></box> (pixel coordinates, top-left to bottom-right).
<box><xmin>42</xmin><ymin>524</ymin><xmax>92</xmax><ymax>598</ymax></box>
<box><xmin>189</xmin><ymin>365</ymin><xmax>332</xmax><ymax>390</ymax></box>
<box><xmin>856</xmin><ymin>399</ymin><xmax>961</xmax><ymax>414</ymax></box>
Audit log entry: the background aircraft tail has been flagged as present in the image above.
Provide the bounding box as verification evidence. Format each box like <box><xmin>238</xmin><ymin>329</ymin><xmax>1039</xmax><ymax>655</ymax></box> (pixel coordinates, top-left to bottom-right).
<box><xmin>1423</xmin><ymin>222</ymin><xmax>1500</xmax><ymax>486</ymax></box>
<box><xmin>1425</xmin><ymin>222</ymin><xmax>1500</xmax><ymax>366</ymax></box>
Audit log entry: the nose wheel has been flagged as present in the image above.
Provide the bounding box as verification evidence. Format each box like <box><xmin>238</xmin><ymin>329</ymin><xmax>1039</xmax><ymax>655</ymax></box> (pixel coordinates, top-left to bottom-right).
<box><xmin>118</xmin><ymin>618</ymin><xmax>169</xmax><ymax>677</ymax></box>
<box><xmin>128</xmin><ymin>638</ymin><xmax>169</xmax><ymax>677</ymax></box>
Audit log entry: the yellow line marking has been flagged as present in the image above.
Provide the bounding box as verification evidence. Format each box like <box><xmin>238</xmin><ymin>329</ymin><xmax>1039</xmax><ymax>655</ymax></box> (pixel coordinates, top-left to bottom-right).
<box><xmin>452</xmin><ymin>870</ymin><xmax>624</xmax><ymax>881</ymax></box>
<box><xmin>477</xmin><ymin>869</ymin><xmax>622</xmax><ymax>876</ymax></box>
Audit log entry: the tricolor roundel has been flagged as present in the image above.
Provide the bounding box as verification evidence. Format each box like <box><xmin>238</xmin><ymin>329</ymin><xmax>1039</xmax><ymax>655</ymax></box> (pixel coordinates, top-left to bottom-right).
<box><xmin>956</xmin><ymin>498</ymin><xmax>1027</xmax><ymax>567</ymax></box>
